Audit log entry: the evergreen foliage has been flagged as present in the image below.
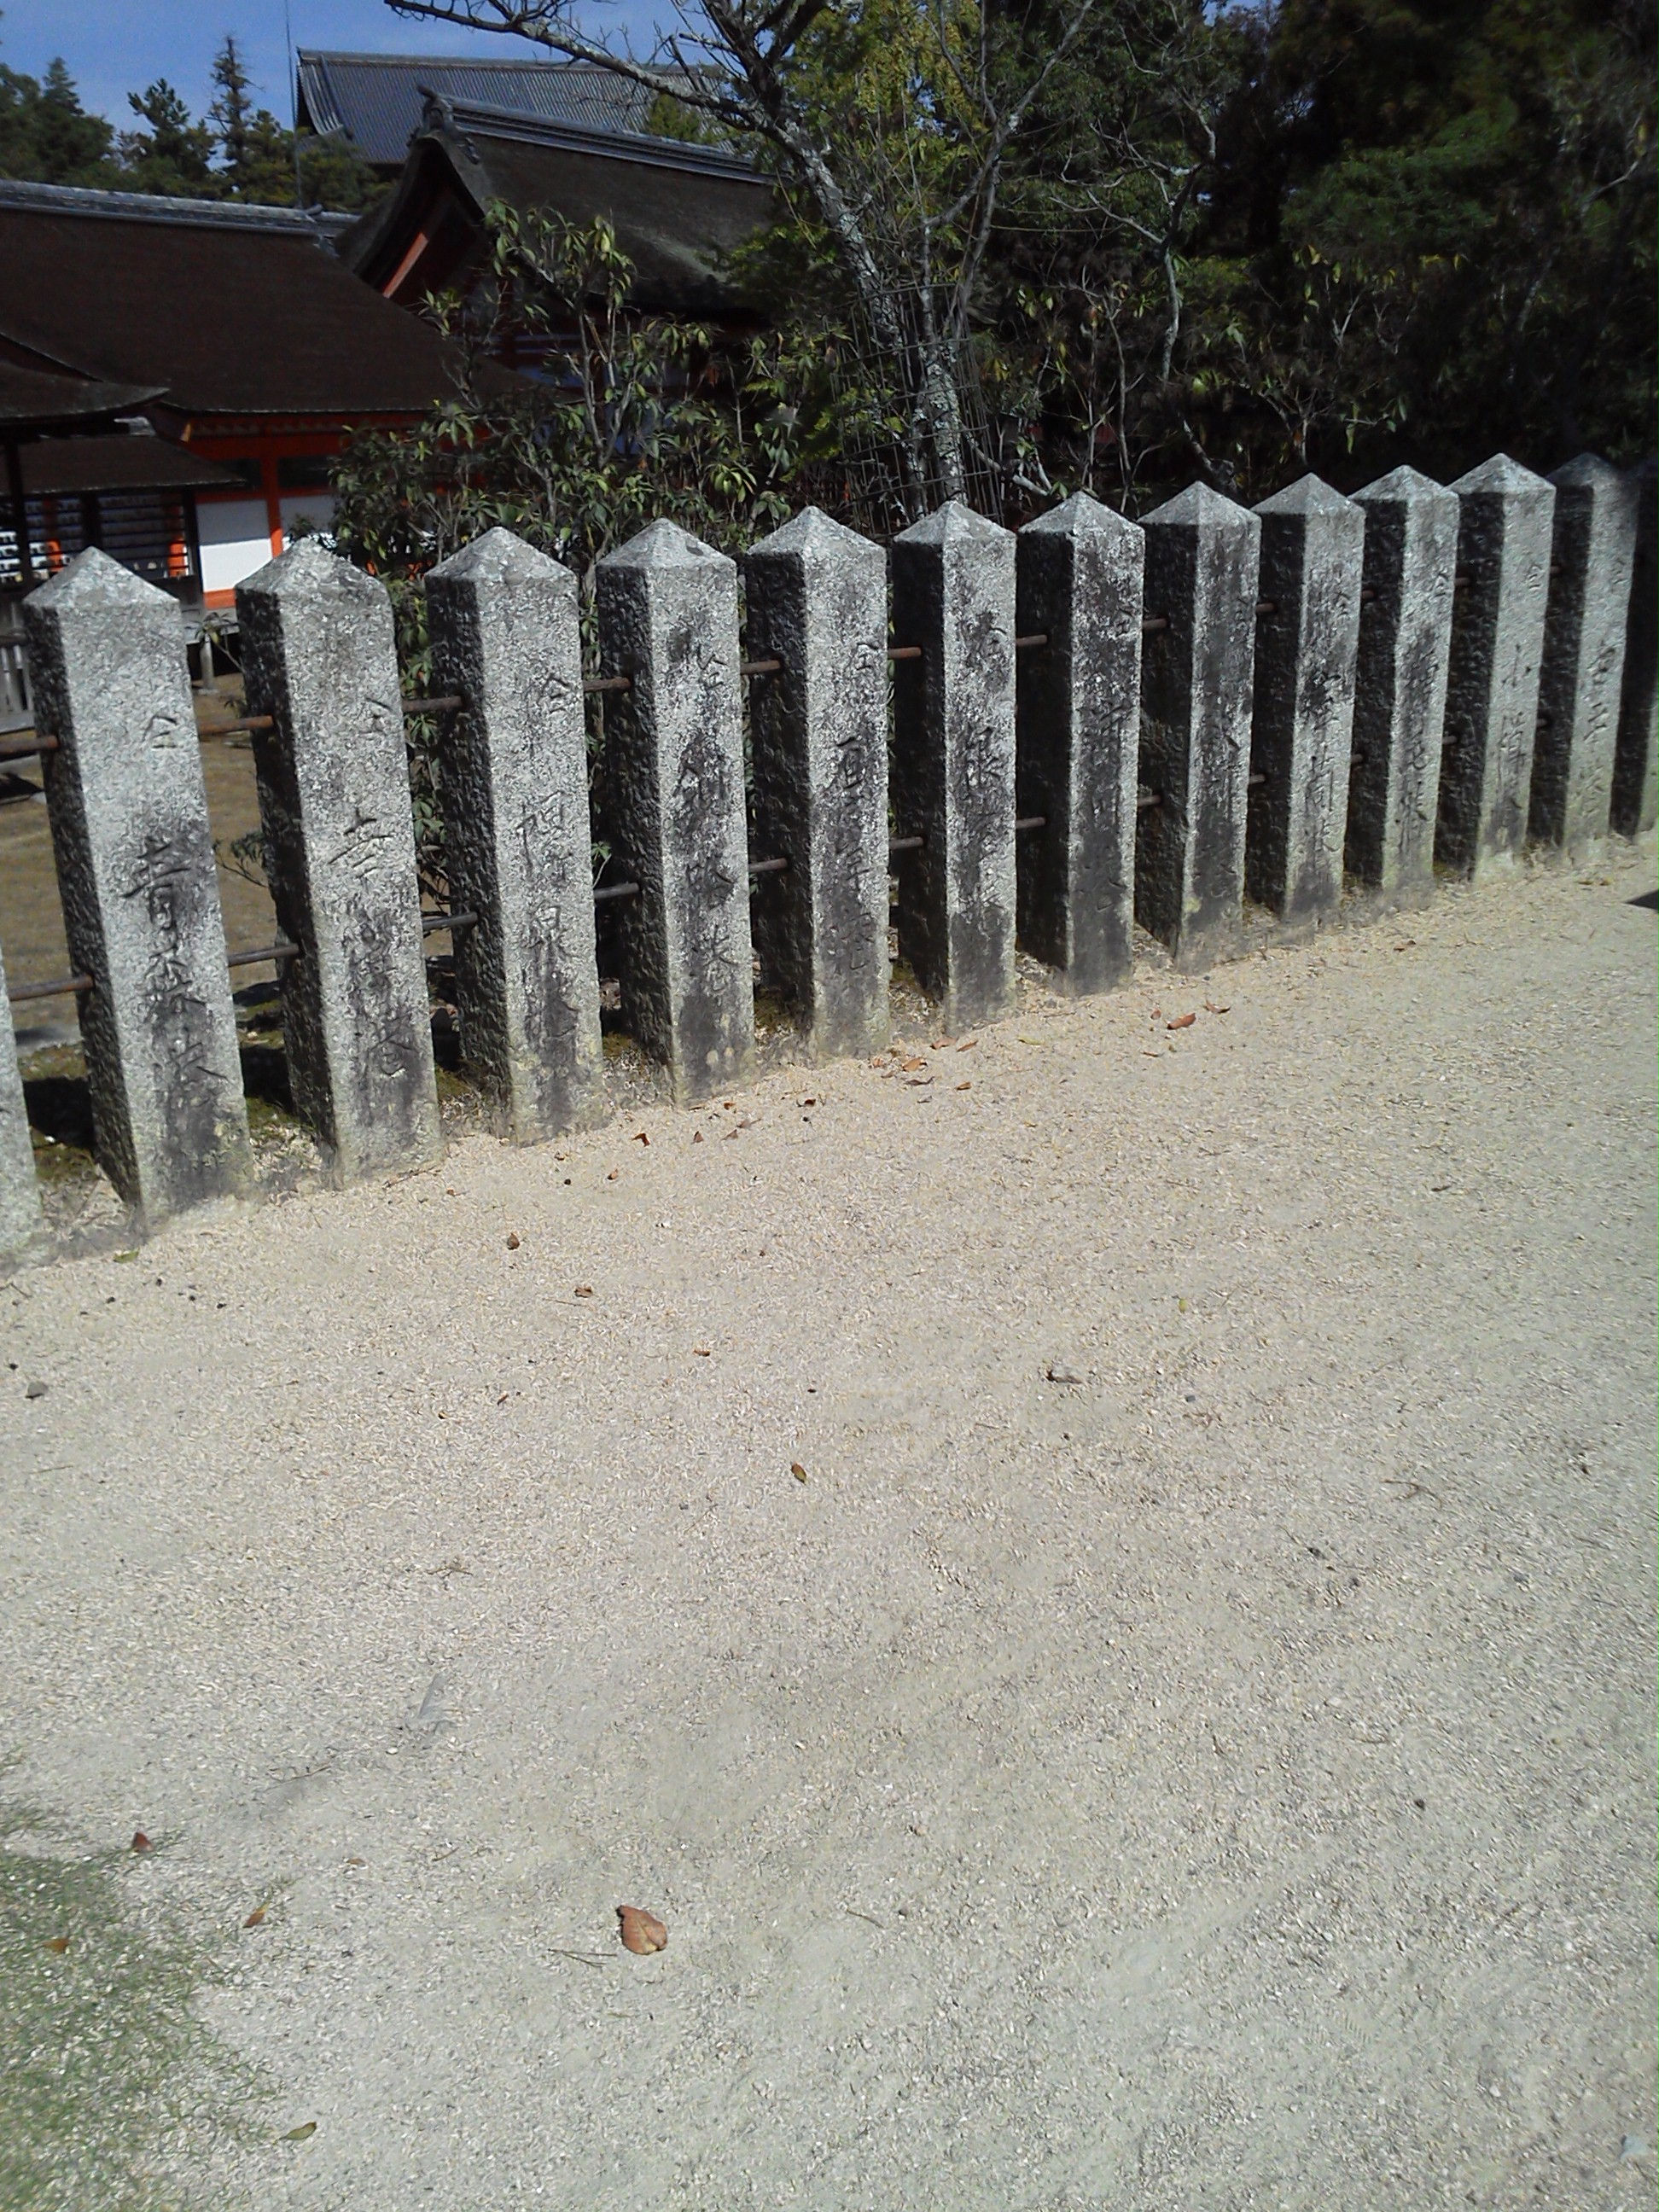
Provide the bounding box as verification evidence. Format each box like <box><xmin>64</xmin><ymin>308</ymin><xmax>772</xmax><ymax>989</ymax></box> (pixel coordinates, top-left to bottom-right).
<box><xmin>0</xmin><ymin>35</ymin><xmax>381</xmax><ymax>209</ymax></box>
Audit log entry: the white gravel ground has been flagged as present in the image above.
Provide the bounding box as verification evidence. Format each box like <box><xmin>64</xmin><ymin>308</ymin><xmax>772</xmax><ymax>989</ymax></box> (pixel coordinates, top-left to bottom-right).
<box><xmin>3</xmin><ymin>843</ymin><xmax>1655</xmax><ymax>2211</ymax></box>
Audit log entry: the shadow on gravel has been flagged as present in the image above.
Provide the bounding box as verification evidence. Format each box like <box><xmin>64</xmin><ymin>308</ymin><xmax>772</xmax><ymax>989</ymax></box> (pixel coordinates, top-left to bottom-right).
<box><xmin>0</xmin><ymin>1796</ymin><xmax>262</xmax><ymax>2210</ymax></box>
<box><xmin>1629</xmin><ymin>887</ymin><xmax>1657</xmax><ymax>909</ymax></box>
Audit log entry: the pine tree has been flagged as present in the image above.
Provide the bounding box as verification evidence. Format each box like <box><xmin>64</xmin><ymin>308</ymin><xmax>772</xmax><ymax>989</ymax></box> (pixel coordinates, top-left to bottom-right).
<box><xmin>209</xmin><ymin>38</ymin><xmax>253</xmax><ymax>189</ymax></box>
<box><xmin>117</xmin><ymin>79</ymin><xmax>217</xmax><ymax>196</ymax></box>
<box><xmin>0</xmin><ymin>56</ymin><xmax>114</xmax><ymax>185</ymax></box>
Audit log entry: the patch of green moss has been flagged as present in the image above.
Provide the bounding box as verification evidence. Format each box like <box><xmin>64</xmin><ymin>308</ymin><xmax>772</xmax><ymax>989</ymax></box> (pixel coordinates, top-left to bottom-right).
<box><xmin>0</xmin><ymin>1802</ymin><xmax>261</xmax><ymax>2210</ymax></box>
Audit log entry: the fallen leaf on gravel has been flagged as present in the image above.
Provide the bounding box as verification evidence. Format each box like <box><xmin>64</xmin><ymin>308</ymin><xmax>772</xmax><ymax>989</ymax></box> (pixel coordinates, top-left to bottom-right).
<box><xmin>1167</xmin><ymin>1013</ymin><xmax>1196</xmax><ymax>1031</ymax></box>
<box><xmin>692</xmin><ymin>1129</ymin><xmax>703</xmax><ymax>1143</ymax></box>
<box><xmin>868</xmin><ymin>1055</ymin><xmax>885</xmax><ymax>1068</ymax></box>
<box><xmin>1045</xmin><ymin>1364</ymin><xmax>1083</xmax><ymax>1385</ymax></box>
<box><xmin>693</xmin><ymin>1347</ymin><xmax>712</xmax><ymax>1357</ymax></box>
<box><xmin>44</xmin><ymin>1936</ymin><xmax>69</xmax><ymax>1953</ymax></box>
<box><xmin>1204</xmin><ymin>1002</ymin><xmax>1231</xmax><ymax>1015</ymax></box>
<box><xmin>956</xmin><ymin>1080</ymin><xmax>971</xmax><ymax>1091</ymax></box>
<box><xmin>114</xmin><ymin>1249</ymin><xmax>137</xmax><ymax>1263</ymax></box>
<box><xmin>282</xmin><ymin>2122</ymin><xmax>317</xmax><ymax>2143</ymax></box>
<box><xmin>801</xmin><ymin>1095</ymin><xmax>817</xmax><ymax>1107</ymax></box>
<box><xmin>345</xmin><ymin>1856</ymin><xmax>365</xmax><ymax>1867</ymax></box>
<box><xmin>617</xmin><ymin>1906</ymin><xmax>668</xmax><ymax>1954</ymax></box>
<box><xmin>575</xmin><ymin>1284</ymin><xmax>593</xmax><ymax>1297</ymax></box>
<box><xmin>606</xmin><ymin>1168</ymin><xmax>620</xmax><ymax>1181</ymax></box>
<box><xmin>791</xmin><ymin>1463</ymin><xmax>807</xmax><ymax>1483</ymax></box>
<box><xmin>901</xmin><ymin>1056</ymin><xmax>926</xmax><ymax>1071</ymax></box>
<box><xmin>633</xmin><ymin>1131</ymin><xmax>649</xmax><ymax>1145</ymax></box>
<box><xmin>1017</xmin><ymin>1034</ymin><xmax>1042</xmax><ymax>1045</ymax></box>
<box><xmin>243</xmin><ymin>1905</ymin><xmax>266</xmax><ymax>1929</ymax></box>
<box><xmin>497</xmin><ymin>1393</ymin><xmax>509</xmax><ymax>1406</ymax></box>
<box><xmin>932</xmin><ymin>1039</ymin><xmax>952</xmax><ymax>1050</ymax></box>
<box><xmin>504</xmin><ymin>1232</ymin><xmax>521</xmax><ymax>1250</ymax></box>
<box><xmin>25</xmin><ymin>1381</ymin><xmax>47</xmax><ymax>1400</ymax></box>
<box><xmin>131</xmin><ymin>1831</ymin><xmax>150</xmax><ymax>1853</ymax></box>
<box><xmin>958</xmin><ymin>1039</ymin><xmax>977</xmax><ymax>1051</ymax></box>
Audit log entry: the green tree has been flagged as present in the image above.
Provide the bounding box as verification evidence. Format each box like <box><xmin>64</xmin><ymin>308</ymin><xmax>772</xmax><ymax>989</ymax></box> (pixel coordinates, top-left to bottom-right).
<box><xmin>117</xmin><ymin>79</ymin><xmax>218</xmax><ymax>196</ymax></box>
<box><xmin>0</xmin><ymin>55</ymin><xmax>114</xmax><ymax>184</ymax></box>
<box><xmin>208</xmin><ymin>36</ymin><xmax>381</xmax><ymax>210</ymax></box>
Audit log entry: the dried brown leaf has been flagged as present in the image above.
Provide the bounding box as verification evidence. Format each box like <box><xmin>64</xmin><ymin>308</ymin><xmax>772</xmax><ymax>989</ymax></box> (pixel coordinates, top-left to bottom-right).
<box><xmin>791</xmin><ymin>1463</ymin><xmax>807</xmax><ymax>1483</ymax></box>
<box><xmin>575</xmin><ymin>1284</ymin><xmax>594</xmax><ymax>1297</ymax></box>
<box><xmin>44</xmin><ymin>1935</ymin><xmax>69</xmax><ymax>1953</ymax></box>
<box><xmin>1167</xmin><ymin>1013</ymin><xmax>1196</xmax><ymax>1031</ymax></box>
<box><xmin>243</xmin><ymin>1904</ymin><xmax>266</xmax><ymax>1929</ymax></box>
<box><xmin>282</xmin><ymin>2122</ymin><xmax>317</xmax><ymax>2142</ymax></box>
<box><xmin>504</xmin><ymin>1232</ymin><xmax>521</xmax><ymax>1250</ymax></box>
<box><xmin>617</xmin><ymin>1905</ymin><xmax>668</xmax><ymax>1954</ymax></box>
<box><xmin>131</xmin><ymin>1831</ymin><xmax>151</xmax><ymax>1853</ymax></box>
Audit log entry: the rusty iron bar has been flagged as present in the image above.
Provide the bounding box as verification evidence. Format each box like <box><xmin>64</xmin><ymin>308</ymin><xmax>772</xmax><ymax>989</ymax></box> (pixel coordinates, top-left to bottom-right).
<box><xmin>1138</xmin><ymin>771</ymin><xmax>1268</xmax><ymax>813</ymax></box>
<box><xmin>9</xmin><ymin>911</ymin><xmax>480</xmax><ymax>1007</ymax></box>
<box><xmin>887</xmin><ymin>644</ymin><xmax>923</xmax><ymax>662</ymax></box>
<box><xmin>740</xmin><ymin>656</ymin><xmax>783</xmax><ymax>678</ymax></box>
<box><xmin>7</xmin><ymin>970</ymin><xmax>92</xmax><ymax>1006</ymax></box>
<box><xmin>583</xmin><ymin>674</ymin><xmax>632</xmax><ymax>696</ymax></box>
<box><xmin>1015</xmin><ymin>632</ymin><xmax>1049</xmax><ymax>650</ymax></box>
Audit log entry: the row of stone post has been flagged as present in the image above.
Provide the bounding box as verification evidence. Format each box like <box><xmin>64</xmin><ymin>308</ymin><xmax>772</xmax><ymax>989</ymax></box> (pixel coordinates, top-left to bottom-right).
<box><xmin>2</xmin><ymin>451</ymin><xmax>1654</xmax><ymax>1263</ymax></box>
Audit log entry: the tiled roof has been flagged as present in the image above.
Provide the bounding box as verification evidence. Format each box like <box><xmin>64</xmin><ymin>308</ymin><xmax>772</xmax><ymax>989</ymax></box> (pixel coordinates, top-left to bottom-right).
<box><xmin>296</xmin><ymin>50</ymin><xmax>658</xmax><ymax>167</ymax></box>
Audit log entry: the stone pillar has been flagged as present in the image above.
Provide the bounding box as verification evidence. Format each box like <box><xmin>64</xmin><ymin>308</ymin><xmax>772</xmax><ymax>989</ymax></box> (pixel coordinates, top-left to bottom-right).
<box><xmin>0</xmin><ymin>937</ymin><xmax>41</xmax><ymax>1263</ymax></box>
<box><xmin>236</xmin><ymin>538</ymin><xmax>440</xmax><ymax>1181</ymax></box>
<box><xmin>1247</xmin><ymin>474</ymin><xmax>1363</xmax><ymax>929</ymax></box>
<box><xmin>745</xmin><ymin>508</ymin><xmax>889</xmax><ymax>1058</ymax></box>
<box><xmin>596</xmin><ymin>520</ymin><xmax>753</xmax><ymax>1103</ymax></box>
<box><xmin>889</xmin><ymin>500</ymin><xmax>1017</xmax><ymax>1031</ymax></box>
<box><xmin>1435</xmin><ymin>455</ymin><xmax>1556</xmax><ymax>878</ymax></box>
<box><xmin>1016</xmin><ymin>492</ymin><xmax>1144</xmax><ymax>992</ymax></box>
<box><xmin>1611</xmin><ymin>457</ymin><xmax>1656</xmax><ymax>839</ymax></box>
<box><xmin>1347</xmin><ymin>466</ymin><xmax>1459</xmax><ymax>905</ymax></box>
<box><xmin>23</xmin><ymin>547</ymin><xmax>249</xmax><ymax>1220</ymax></box>
<box><xmin>1530</xmin><ymin>452</ymin><xmax>1642</xmax><ymax>855</ymax></box>
<box><xmin>425</xmin><ymin>529</ymin><xmax>602</xmax><ymax>1140</ymax></box>
<box><xmin>1136</xmin><ymin>481</ymin><xmax>1260</xmax><ymax>970</ymax></box>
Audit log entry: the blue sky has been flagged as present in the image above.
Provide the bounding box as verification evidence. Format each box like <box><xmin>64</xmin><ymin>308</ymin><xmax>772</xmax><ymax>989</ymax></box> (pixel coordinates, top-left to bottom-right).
<box><xmin>0</xmin><ymin>0</ymin><xmax>667</xmax><ymax>129</ymax></box>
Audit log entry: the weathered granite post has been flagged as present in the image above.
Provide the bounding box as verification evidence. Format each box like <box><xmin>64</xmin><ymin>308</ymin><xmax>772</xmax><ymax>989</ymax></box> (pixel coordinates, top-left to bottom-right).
<box><xmin>745</xmin><ymin>507</ymin><xmax>890</xmax><ymax>1058</ymax></box>
<box><xmin>1136</xmin><ymin>481</ymin><xmax>1260</xmax><ymax>969</ymax></box>
<box><xmin>1611</xmin><ymin>457</ymin><xmax>1656</xmax><ymax>839</ymax></box>
<box><xmin>1347</xmin><ymin>466</ymin><xmax>1459</xmax><ymax>905</ymax></box>
<box><xmin>1016</xmin><ymin>493</ymin><xmax>1144</xmax><ymax>992</ymax></box>
<box><xmin>889</xmin><ymin>500</ymin><xmax>1017</xmax><ymax>1030</ymax></box>
<box><xmin>236</xmin><ymin>539</ymin><xmax>440</xmax><ymax>1180</ymax></box>
<box><xmin>425</xmin><ymin>529</ymin><xmax>602</xmax><ymax>1139</ymax></box>
<box><xmin>596</xmin><ymin>519</ymin><xmax>754</xmax><ymax>1103</ymax></box>
<box><xmin>1247</xmin><ymin>475</ymin><xmax>1363</xmax><ymax>929</ymax></box>
<box><xmin>0</xmin><ymin>938</ymin><xmax>41</xmax><ymax>1262</ymax></box>
<box><xmin>1530</xmin><ymin>453</ymin><xmax>1641</xmax><ymax>855</ymax></box>
<box><xmin>1435</xmin><ymin>455</ymin><xmax>1556</xmax><ymax>878</ymax></box>
<box><xmin>23</xmin><ymin>548</ymin><xmax>249</xmax><ymax>1220</ymax></box>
